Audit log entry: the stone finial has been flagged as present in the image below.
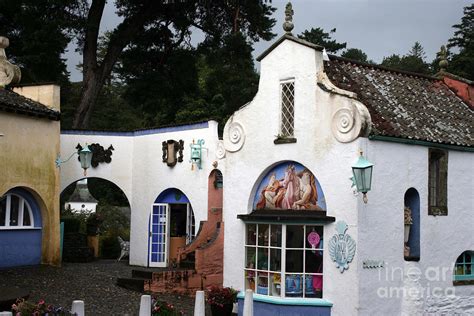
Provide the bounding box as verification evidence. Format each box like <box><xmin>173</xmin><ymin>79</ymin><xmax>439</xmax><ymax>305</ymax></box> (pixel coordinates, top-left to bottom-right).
<box><xmin>0</xmin><ymin>36</ymin><xmax>21</xmax><ymax>88</ymax></box>
<box><xmin>282</xmin><ymin>2</ymin><xmax>294</xmax><ymax>34</ymax></box>
<box><xmin>438</xmin><ymin>45</ymin><xmax>448</xmax><ymax>72</ymax></box>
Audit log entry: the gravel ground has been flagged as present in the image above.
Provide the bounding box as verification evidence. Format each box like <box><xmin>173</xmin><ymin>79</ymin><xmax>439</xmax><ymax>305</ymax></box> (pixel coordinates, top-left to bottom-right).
<box><xmin>0</xmin><ymin>260</ymin><xmax>195</xmax><ymax>315</ymax></box>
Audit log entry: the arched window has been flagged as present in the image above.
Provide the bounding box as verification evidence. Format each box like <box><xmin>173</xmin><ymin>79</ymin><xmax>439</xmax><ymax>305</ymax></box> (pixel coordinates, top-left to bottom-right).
<box><xmin>454</xmin><ymin>251</ymin><xmax>474</xmax><ymax>285</ymax></box>
<box><xmin>404</xmin><ymin>188</ymin><xmax>420</xmax><ymax>261</ymax></box>
<box><xmin>0</xmin><ymin>193</ymin><xmax>35</xmax><ymax>228</ymax></box>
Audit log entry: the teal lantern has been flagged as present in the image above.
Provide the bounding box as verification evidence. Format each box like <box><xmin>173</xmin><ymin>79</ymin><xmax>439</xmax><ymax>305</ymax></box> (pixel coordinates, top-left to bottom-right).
<box><xmin>79</xmin><ymin>145</ymin><xmax>93</xmax><ymax>176</ymax></box>
<box><xmin>351</xmin><ymin>150</ymin><xmax>374</xmax><ymax>203</ymax></box>
<box><xmin>190</xmin><ymin>139</ymin><xmax>206</xmax><ymax>170</ymax></box>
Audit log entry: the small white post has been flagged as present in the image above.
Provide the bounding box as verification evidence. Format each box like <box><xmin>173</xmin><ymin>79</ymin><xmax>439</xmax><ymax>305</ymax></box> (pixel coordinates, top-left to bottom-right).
<box><xmin>194</xmin><ymin>290</ymin><xmax>205</xmax><ymax>316</ymax></box>
<box><xmin>243</xmin><ymin>289</ymin><xmax>253</xmax><ymax>316</ymax></box>
<box><xmin>138</xmin><ymin>295</ymin><xmax>152</xmax><ymax>316</ymax></box>
<box><xmin>0</xmin><ymin>312</ymin><xmax>13</xmax><ymax>316</ymax></box>
<box><xmin>71</xmin><ymin>300</ymin><xmax>85</xmax><ymax>316</ymax></box>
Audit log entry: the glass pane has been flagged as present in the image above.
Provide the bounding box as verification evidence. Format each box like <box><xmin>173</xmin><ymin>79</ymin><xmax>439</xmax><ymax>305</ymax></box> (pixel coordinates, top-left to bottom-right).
<box><xmin>286</xmin><ymin>225</ymin><xmax>304</xmax><ymax>248</ymax></box>
<box><xmin>246</xmin><ymin>247</ymin><xmax>256</xmax><ymax>269</ymax></box>
<box><xmin>456</xmin><ymin>255</ymin><xmax>464</xmax><ymax>264</ymax></box>
<box><xmin>286</xmin><ymin>250</ymin><xmax>303</xmax><ymax>273</ymax></box>
<box><xmin>456</xmin><ymin>264</ymin><xmax>464</xmax><ymax>275</ymax></box>
<box><xmin>257</xmin><ymin>247</ymin><xmax>269</xmax><ymax>270</ymax></box>
<box><xmin>0</xmin><ymin>197</ymin><xmax>6</xmax><ymax>226</ymax></box>
<box><xmin>269</xmin><ymin>273</ymin><xmax>281</xmax><ymax>297</ymax></box>
<box><xmin>245</xmin><ymin>270</ymin><xmax>256</xmax><ymax>292</ymax></box>
<box><xmin>465</xmin><ymin>252</ymin><xmax>471</xmax><ymax>263</ymax></box>
<box><xmin>285</xmin><ymin>274</ymin><xmax>303</xmax><ymax>297</ymax></box>
<box><xmin>246</xmin><ymin>224</ymin><xmax>256</xmax><ymax>245</ymax></box>
<box><xmin>9</xmin><ymin>195</ymin><xmax>19</xmax><ymax>226</ymax></box>
<box><xmin>258</xmin><ymin>224</ymin><xmax>269</xmax><ymax>246</ymax></box>
<box><xmin>270</xmin><ymin>225</ymin><xmax>281</xmax><ymax>247</ymax></box>
<box><xmin>23</xmin><ymin>204</ymin><xmax>31</xmax><ymax>226</ymax></box>
<box><xmin>305</xmin><ymin>226</ymin><xmax>324</xmax><ymax>249</ymax></box>
<box><xmin>305</xmin><ymin>250</ymin><xmax>323</xmax><ymax>273</ymax></box>
<box><xmin>257</xmin><ymin>272</ymin><xmax>269</xmax><ymax>295</ymax></box>
<box><xmin>304</xmin><ymin>274</ymin><xmax>323</xmax><ymax>298</ymax></box>
<box><xmin>270</xmin><ymin>248</ymin><xmax>281</xmax><ymax>271</ymax></box>
<box><xmin>466</xmin><ymin>264</ymin><xmax>472</xmax><ymax>275</ymax></box>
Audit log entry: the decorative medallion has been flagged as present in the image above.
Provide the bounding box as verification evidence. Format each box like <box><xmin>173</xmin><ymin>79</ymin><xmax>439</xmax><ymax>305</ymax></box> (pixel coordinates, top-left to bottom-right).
<box><xmin>162</xmin><ymin>139</ymin><xmax>184</xmax><ymax>167</ymax></box>
<box><xmin>329</xmin><ymin>221</ymin><xmax>356</xmax><ymax>273</ymax></box>
<box><xmin>223</xmin><ymin>121</ymin><xmax>245</xmax><ymax>152</ymax></box>
<box><xmin>76</xmin><ymin>143</ymin><xmax>114</xmax><ymax>168</ymax></box>
<box><xmin>331</xmin><ymin>101</ymin><xmax>371</xmax><ymax>143</ymax></box>
<box><xmin>216</xmin><ymin>140</ymin><xmax>226</xmax><ymax>159</ymax></box>
<box><xmin>307</xmin><ymin>231</ymin><xmax>321</xmax><ymax>250</ymax></box>
<box><xmin>0</xmin><ymin>37</ymin><xmax>21</xmax><ymax>87</ymax></box>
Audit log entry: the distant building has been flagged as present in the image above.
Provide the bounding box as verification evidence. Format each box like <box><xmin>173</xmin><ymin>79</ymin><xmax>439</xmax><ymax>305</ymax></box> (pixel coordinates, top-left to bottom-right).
<box><xmin>64</xmin><ymin>179</ymin><xmax>98</xmax><ymax>214</ymax></box>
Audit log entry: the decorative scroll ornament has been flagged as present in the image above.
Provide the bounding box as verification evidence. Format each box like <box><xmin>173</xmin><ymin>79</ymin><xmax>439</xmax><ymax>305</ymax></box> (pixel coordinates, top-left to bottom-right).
<box><xmin>331</xmin><ymin>101</ymin><xmax>371</xmax><ymax>143</ymax></box>
<box><xmin>162</xmin><ymin>139</ymin><xmax>184</xmax><ymax>167</ymax></box>
<box><xmin>0</xmin><ymin>37</ymin><xmax>21</xmax><ymax>87</ymax></box>
<box><xmin>329</xmin><ymin>221</ymin><xmax>356</xmax><ymax>273</ymax></box>
<box><xmin>216</xmin><ymin>140</ymin><xmax>226</xmax><ymax>159</ymax></box>
<box><xmin>223</xmin><ymin>121</ymin><xmax>245</xmax><ymax>152</ymax></box>
<box><xmin>76</xmin><ymin>143</ymin><xmax>114</xmax><ymax>168</ymax></box>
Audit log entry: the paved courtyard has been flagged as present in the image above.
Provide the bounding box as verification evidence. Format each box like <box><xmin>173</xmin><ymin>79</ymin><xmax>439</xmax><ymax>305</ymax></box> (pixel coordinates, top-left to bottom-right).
<box><xmin>0</xmin><ymin>260</ymin><xmax>195</xmax><ymax>315</ymax></box>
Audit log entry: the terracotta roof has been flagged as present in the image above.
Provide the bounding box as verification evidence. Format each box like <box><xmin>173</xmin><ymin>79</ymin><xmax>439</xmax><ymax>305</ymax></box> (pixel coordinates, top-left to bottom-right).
<box><xmin>324</xmin><ymin>56</ymin><xmax>474</xmax><ymax>147</ymax></box>
<box><xmin>0</xmin><ymin>88</ymin><xmax>60</xmax><ymax>121</ymax></box>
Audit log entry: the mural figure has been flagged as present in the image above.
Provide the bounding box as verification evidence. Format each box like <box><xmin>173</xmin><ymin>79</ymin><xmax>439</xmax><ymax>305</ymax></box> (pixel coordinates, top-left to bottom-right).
<box><xmin>254</xmin><ymin>162</ymin><xmax>325</xmax><ymax>211</ymax></box>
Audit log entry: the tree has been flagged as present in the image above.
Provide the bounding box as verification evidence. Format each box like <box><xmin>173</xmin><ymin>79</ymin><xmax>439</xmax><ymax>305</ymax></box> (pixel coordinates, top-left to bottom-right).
<box><xmin>341</xmin><ymin>48</ymin><xmax>370</xmax><ymax>63</ymax></box>
<box><xmin>0</xmin><ymin>0</ymin><xmax>85</xmax><ymax>84</ymax></box>
<box><xmin>447</xmin><ymin>4</ymin><xmax>474</xmax><ymax>80</ymax></box>
<box><xmin>298</xmin><ymin>27</ymin><xmax>346</xmax><ymax>53</ymax></box>
<box><xmin>72</xmin><ymin>0</ymin><xmax>276</xmax><ymax>129</ymax></box>
<box><xmin>381</xmin><ymin>42</ymin><xmax>431</xmax><ymax>74</ymax></box>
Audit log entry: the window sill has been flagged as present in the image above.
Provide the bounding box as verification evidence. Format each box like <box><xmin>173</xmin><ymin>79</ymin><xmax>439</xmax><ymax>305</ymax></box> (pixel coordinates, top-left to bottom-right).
<box><xmin>238</xmin><ymin>209</ymin><xmax>335</xmax><ymax>223</ymax></box>
<box><xmin>404</xmin><ymin>256</ymin><xmax>420</xmax><ymax>262</ymax></box>
<box><xmin>453</xmin><ymin>280</ymin><xmax>474</xmax><ymax>286</ymax></box>
<box><xmin>237</xmin><ymin>292</ymin><xmax>333</xmax><ymax>307</ymax></box>
<box><xmin>0</xmin><ymin>227</ymin><xmax>41</xmax><ymax>230</ymax></box>
<box><xmin>274</xmin><ymin>137</ymin><xmax>297</xmax><ymax>144</ymax></box>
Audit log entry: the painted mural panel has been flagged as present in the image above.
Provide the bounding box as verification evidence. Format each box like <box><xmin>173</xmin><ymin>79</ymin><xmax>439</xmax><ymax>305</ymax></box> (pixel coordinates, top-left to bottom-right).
<box><xmin>254</xmin><ymin>162</ymin><xmax>326</xmax><ymax>211</ymax></box>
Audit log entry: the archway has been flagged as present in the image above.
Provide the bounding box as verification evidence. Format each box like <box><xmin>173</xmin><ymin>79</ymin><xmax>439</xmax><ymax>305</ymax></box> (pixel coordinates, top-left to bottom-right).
<box><xmin>149</xmin><ymin>188</ymin><xmax>195</xmax><ymax>267</ymax></box>
<box><xmin>60</xmin><ymin>177</ymin><xmax>131</xmax><ymax>262</ymax></box>
<box><xmin>404</xmin><ymin>188</ymin><xmax>420</xmax><ymax>261</ymax></box>
<box><xmin>0</xmin><ymin>187</ymin><xmax>42</xmax><ymax>268</ymax></box>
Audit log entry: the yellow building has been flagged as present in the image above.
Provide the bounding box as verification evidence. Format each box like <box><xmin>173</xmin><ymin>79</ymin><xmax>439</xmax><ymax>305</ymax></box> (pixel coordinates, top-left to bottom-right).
<box><xmin>0</xmin><ymin>36</ymin><xmax>61</xmax><ymax>267</ymax></box>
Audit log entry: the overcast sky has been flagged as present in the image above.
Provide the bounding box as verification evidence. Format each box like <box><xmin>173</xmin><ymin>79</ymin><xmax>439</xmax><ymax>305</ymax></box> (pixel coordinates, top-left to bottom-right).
<box><xmin>65</xmin><ymin>0</ymin><xmax>470</xmax><ymax>82</ymax></box>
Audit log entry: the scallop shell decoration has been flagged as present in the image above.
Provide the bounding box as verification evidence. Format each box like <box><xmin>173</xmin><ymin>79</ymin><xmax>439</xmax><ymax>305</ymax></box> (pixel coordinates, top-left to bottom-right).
<box><xmin>224</xmin><ymin>121</ymin><xmax>245</xmax><ymax>152</ymax></box>
<box><xmin>216</xmin><ymin>140</ymin><xmax>226</xmax><ymax>159</ymax></box>
<box><xmin>331</xmin><ymin>103</ymin><xmax>367</xmax><ymax>143</ymax></box>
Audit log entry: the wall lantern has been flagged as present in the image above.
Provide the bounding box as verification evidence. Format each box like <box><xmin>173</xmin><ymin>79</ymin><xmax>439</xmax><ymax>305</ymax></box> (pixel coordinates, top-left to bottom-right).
<box><xmin>56</xmin><ymin>144</ymin><xmax>93</xmax><ymax>176</ymax></box>
<box><xmin>351</xmin><ymin>150</ymin><xmax>374</xmax><ymax>203</ymax></box>
<box><xmin>190</xmin><ymin>139</ymin><xmax>206</xmax><ymax>170</ymax></box>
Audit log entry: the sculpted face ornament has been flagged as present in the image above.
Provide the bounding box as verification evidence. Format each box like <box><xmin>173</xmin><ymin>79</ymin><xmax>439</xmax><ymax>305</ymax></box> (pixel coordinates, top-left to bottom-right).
<box><xmin>329</xmin><ymin>221</ymin><xmax>356</xmax><ymax>273</ymax></box>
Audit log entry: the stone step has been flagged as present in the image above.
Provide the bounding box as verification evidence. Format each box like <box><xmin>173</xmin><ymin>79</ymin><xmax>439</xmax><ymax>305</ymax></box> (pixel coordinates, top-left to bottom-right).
<box><xmin>132</xmin><ymin>270</ymin><xmax>153</xmax><ymax>280</ymax></box>
<box><xmin>116</xmin><ymin>277</ymin><xmax>148</xmax><ymax>292</ymax></box>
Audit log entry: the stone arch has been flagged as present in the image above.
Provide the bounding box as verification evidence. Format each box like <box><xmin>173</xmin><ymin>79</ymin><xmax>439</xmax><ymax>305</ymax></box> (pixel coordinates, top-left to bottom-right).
<box><xmin>249</xmin><ymin>160</ymin><xmax>327</xmax><ymax>212</ymax></box>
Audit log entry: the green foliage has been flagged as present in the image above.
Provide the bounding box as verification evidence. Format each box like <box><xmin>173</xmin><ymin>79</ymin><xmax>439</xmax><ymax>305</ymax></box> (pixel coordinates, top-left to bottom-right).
<box><xmin>447</xmin><ymin>4</ymin><xmax>474</xmax><ymax>80</ymax></box>
<box><xmin>341</xmin><ymin>48</ymin><xmax>370</xmax><ymax>63</ymax></box>
<box><xmin>298</xmin><ymin>27</ymin><xmax>346</xmax><ymax>53</ymax></box>
<box><xmin>381</xmin><ymin>42</ymin><xmax>431</xmax><ymax>74</ymax></box>
<box><xmin>152</xmin><ymin>298</ymin><xmax>184</xmax><ymax>316</ymax></box>
<box><xmin>96</xmin><ymin>203</ymin><xmax>130</xmax><ymax>259</ymax></box>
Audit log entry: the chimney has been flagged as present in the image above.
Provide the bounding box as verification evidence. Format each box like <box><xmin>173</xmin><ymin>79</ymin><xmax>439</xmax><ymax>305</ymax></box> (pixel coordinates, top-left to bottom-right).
<box><xmin>13</xmin><ymin>84</ymin><xmax>61</xmax><ymax>112</ymax></box>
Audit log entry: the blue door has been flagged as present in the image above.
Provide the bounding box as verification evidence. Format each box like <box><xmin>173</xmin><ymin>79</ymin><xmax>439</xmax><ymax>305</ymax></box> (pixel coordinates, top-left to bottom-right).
<box><xmin>149</xmin><ymin>203</ymin><xmax>169</xmax><ymax>267</ymax></box>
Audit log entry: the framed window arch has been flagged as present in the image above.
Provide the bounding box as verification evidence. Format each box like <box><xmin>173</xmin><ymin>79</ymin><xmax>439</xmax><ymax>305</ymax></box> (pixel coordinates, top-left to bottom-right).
<box><xmin>454</xmin><ymin>251</ymin><xmax>474</xmax><ymax>285</ymax></box>
<box><xmin>0</xmin><ymin>192</ymin><xmax>35</xmax><ymax>228</ymax></box>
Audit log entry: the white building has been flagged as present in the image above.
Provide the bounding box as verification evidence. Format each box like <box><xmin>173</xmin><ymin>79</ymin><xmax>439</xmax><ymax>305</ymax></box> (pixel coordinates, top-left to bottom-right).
<box><xmin>59</xmin><ymin>6</ymin><xmax>473</xmax><ymax>315</ymax></box>
<box><xmin>64</xmin><ymin>179</ymin><xmax>98</xmax><ymax>214</ymax></box>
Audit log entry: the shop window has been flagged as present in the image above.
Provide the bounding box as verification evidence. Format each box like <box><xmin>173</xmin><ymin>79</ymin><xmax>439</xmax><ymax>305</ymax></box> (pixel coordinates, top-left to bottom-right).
<box><xmin>428</xmin><ymin>149</ymin><xmax>448</xmax><ymax>216</ymax></box>
<box><xmin>454</xmin><ymin>251</ymin><xmax>474</xmax><ymax>285</ymax></box>
<box><xmin>404</xmin><ymin>188</ymin><xmax>420</xmax><ymax>261</ymax></box>
<box><xmin>245</xmin><ymin>223</ymin><xmax>324</xmax><ymax>298</ymax></box>
<box><xmin>280</xmin><ymin>80</ymin><xmax>295</xmax><ymax>137</ymax></box>
<box><xmin>0</xmin><ymin>193</ymin><xmax>34</xmax><ymax>228</ymax></box>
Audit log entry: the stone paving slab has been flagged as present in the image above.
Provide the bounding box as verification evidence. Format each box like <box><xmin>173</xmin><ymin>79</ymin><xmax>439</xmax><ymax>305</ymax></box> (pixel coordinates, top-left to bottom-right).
<box><xmin>0</xmin><ymin>260</ymin><xmax>195</xmax><ymax>315</ymax></box>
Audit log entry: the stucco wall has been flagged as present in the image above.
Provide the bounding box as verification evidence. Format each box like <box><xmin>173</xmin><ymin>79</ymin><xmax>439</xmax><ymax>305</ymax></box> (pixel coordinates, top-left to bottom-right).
<box><xmin>0</xmin><ymin>111</ymin><xmax>61</xmax><ymax>266</ymax></box>
<box><xmin>220</xmin><ymin>39</ymin><xmax>363</xmax><ymax>316</ymax></box>
<box><xmin>358</xmin><ymin>139</ymin><xmax>474</xmax><ymax>315</ymax></box>
<box><xmin>60</xmin><ymin>122</ymin><xmax>220</xmax><ymax>267</ymax></box>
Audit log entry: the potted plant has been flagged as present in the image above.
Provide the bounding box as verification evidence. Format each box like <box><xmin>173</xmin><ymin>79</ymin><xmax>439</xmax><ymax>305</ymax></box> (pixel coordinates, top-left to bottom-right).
<box><xmin>12</xmin><ymin>298</ymin><xmax>75</xmax><ymax>316</ymax></box>
<box><xmin>206</xmin><ymin>286</ymin><xmax>238</xmax><ymax>316</ymax></box>
<box><xmin>404</xmin><ymin>206</ymin><xmax>413</xmax><ymax>257</ymax></box>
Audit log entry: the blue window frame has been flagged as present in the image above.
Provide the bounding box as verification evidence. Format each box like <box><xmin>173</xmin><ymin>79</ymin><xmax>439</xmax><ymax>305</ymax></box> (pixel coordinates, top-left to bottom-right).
<box><xmin>454</xmin><ymin>251</ymin><xmax>474</xmax><ymax>282</ymax></box>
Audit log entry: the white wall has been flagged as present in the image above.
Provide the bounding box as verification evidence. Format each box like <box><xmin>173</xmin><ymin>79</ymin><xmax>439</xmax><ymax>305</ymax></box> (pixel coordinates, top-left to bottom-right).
<box><xmin>358</xmin><ymin>139</ymin><xmax>474</xmax><ymax>315</ymax></box>
<box><xmin>220</xmin><ymin>39</ymin><xmax>364</xmax><ymax>315</ymax></box>
<box><xmin>60</xmin><ymin>121</ymin><xmax>220</xmax><ymax>267</ymax></box>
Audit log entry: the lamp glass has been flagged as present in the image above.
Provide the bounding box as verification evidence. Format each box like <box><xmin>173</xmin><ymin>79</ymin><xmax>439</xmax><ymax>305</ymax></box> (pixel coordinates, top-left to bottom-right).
<box><xmin>79</xmin><ymin>146</ymin><xmax>93</xmax><ymax>170</ymax></box>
